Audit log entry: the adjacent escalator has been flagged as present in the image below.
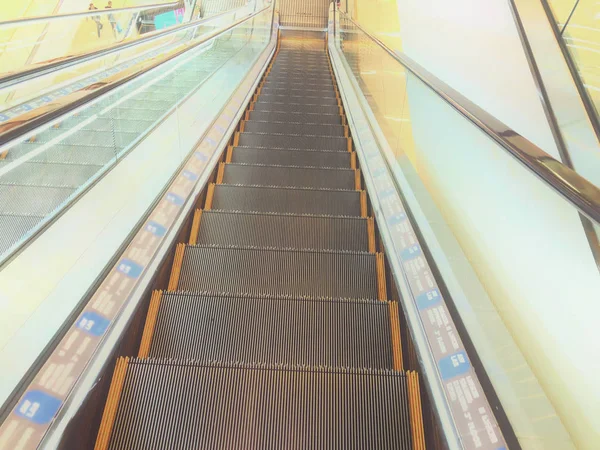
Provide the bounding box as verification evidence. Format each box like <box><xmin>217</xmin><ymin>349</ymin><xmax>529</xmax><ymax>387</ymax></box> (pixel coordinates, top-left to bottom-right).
<box><xmin>94</xmin><ymin>34</ymin><xmax>428</xmax><ymax>449</ymax></box>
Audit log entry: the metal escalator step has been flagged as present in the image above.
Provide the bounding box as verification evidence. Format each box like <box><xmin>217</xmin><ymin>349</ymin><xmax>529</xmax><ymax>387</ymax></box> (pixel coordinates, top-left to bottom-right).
<box><xmin>82</xmin><ymin>117</ymin><xmax>153</xmax><ymax>134</ymax></box>
<box><xmin>271</xmin><ymin>64</ymin><xmax>329</xmax><ymax>73</ymax></box>
<box><xmin>0</xmin><ymin>214</ymin><xmax>43</xmax><ymax>255</ymax></box>
<box><xmin>243</xmin><ymin>120</ymin><xmax>344</xmax><ymax>137</ymax></box>
<box><xmin>61</xmin><ymin>129</ymin><xmax>139</xmax><ymax>148</ymax></box>
<box><xmin>0</xmin><ymin>184</ymin><xmax>73</xmax><ymax>216</ymax></box>
<box><xmin>194</xmin><ymin>210</ymin><xmax>370</xmax><ymax>251</ymax></box>
<box><xmin>29</xmin><ymin>144</ymin><xmax>117</xmax><ymax>165</ymax></box>
<box><xmin>268</xmin><ymin>68</ymin><xmax>331</xmax><ymax>77</ymax></box>
<box><xmin>176</xmin><ymin>245</ymin><xmax>378</xmax><ymax>299</ymax></box>
<box><xmin>257</xmin><ymin>93</ymin><xmax>338</xmax><ymax>107</ymax></box>
<box><xmin>248</xmin><ymin>111</ymin><xmax>342</xmax><ymax>125</ymax></box>
<box><xmin>141</xmin><ymin>292</ymin><xmax>395</xmax><ymax>367</ymax></box>
<box><xmin>263</xmin><ymin>79</ymin><xmax>335</xmax><ymax>90</ymax></box>
<box><xmin>266</xmin><ymin>74</ymin><xmax>333</xmax><ymax>83</ymax></box>
<box><xmin>253</xmin><ymin>101</ymin><xmax>340</xmax><ymax>115</ymax></box>
<box><xmin>97</xmin><ymin>359</ymin><xmax>416</xmax><ymax>449</ymax></box>
<box><xmin>211</xmin><ymin>184</ymin><xmax>363</xmax><ymax>216</ymax></box>
<box><xmin>260</xmin><ymin>87</ymin><xmax>337</xmax><ymax>98</ymax></box>
<box><xmin>231</xmin><ymin>147</ymin><xmax>352</xmax><ymax>168</ymax></box>
<box><xmin>222</xmin><ymin>163</ymin><xmax>356</xmax><ymax>190</ymax></box>
<box><xmin>0</xmin><ymin>161</ymin><xmax>103</xmax><ymax>188</ymax></box>
<box><xmin>238</xmin><ymin>132</ymin><xmax>348</xmax><ymax>152</ymax></box>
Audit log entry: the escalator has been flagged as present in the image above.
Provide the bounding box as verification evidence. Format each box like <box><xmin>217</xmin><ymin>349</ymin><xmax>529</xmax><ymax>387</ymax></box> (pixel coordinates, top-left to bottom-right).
<box><xmin>93</xmin><ymin>34</ymin><xmax>428</xmax><ymax>449</ymax></box>
<box><xmin>0</xmin><ymin>31</ymin><xmax>245</xmax><ymax>257</ymax></box>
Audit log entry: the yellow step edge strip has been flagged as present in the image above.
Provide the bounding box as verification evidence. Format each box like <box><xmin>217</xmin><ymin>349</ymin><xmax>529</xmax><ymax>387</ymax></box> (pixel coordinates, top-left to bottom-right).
<box><xmin>350</xmin><ymin>152</ymin><xmax>356</xmax><ymax>169</ymax></box>
<box><xmin>226</xmin><ymin>145</ymin><xmax>233</xmax><ymax>163</ymax></box>
<box><xmin>167</xmin><ymin>243</ymin><xmax>186</xmax><ymax>291</ymax></box>
<box><xmin>189</xmin><ymin>209</ymin><xmax>203</xmax><ymax>245</ymax></box>
<box><xmin>347</xmin><ymin>136</ymin><xmax>353</xmax><ymax>153</ymax></box>
<box><xmin>94</xmin><ymin>357</ymin><xmax>130</xmax><ymax>450</ymax></box>
<box><xmin>205</xmin><ymin>183</ymin><xmax>215</xmax><ymax>210</ymax></box>
<box><xmin>376</xmin><ymin>252</ymin><xmax>387</xmax><ymax>300</ymax></box>
<box><xmin>408</xmin><ymin>371</ymin><xmax>427</xmax><ymax>450</ymax></box>
<box><xmin>239</xmin><ymin>120</ymin><xmax>246</xmax><ymax>132</ymax></box>
<box><xmin>367</xmin><ymin>217</ymin><xmax>376</xmax><ymax>253</ymax></box>
<box><xmin>360</xmin><ymin>191</ymin><xmax>367</xmax><ymax>217</ymax></box>
<box><xmin>216</xmin><ymin>162</ymin><xmax>225</xmax><ymax>184</ymax></box>
<box><xmin>354</xmin><ymin>169</ymin><xmax>361</xmax><ymax>191</ymax></box>
<box><xmin>233</xmin><ymin>132</ymin><xmax>240</xmax><ymax>146</ymax></box>
<box><xmin>344</xmin><ymin>125</ymin><xmax>349</xmax><ymax>138</ymax></box>
<box><xmin>138</xmin><ymin>291</ymin><xmax>163</xmax><ymax>357</ymax></box>
<box><xmin>389</xmin><ymin>302</ymin><xmax>404</xmax><ymax>370</ymax></box>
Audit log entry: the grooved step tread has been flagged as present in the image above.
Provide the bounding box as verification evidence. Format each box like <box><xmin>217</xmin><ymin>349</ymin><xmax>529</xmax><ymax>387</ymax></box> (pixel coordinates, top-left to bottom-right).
<box><xmin>210</xmin><ymin>184</ymin><xmax>363</xmax><ymax>216</ymax></box>
<box><xmin>221</xmin><ymin>163</ymin><xmax>356</xmax><ymax>190</ymax></box>
<box><xmin>248</xmin><ymin>110</ymin><xmax>342</xmax><ymax>125</ymax></box>
<box><xmin>194</xmin><ymin>210</ymin><xmax>370</xmax><ymax>251</ymax></box>
<box><xmin>231</xmin><ymin>146</ymin><xmax>352</xmax><ymax>168</ymax></box>
<box><xmin>238</xmin><ymin>132</ymin><xmax>348</xmax><ymax>152</ymax></box>
<box><xmin>176</xmin><ymin>245</ymin><xmax>380</xmax><ymax>299</ymax></box>
<box><xmin>98</xmin><ymin>359</ymin><xmax>416</xmax><ymax>450</ymax></box>
<box><xmin>141</xmin><ymin>291</ymin><xmax>395</xmax><ymax>368</ymax></box>
<box><xmin>243</xmin><ymin>120</ymin><xmax>344</xmax><ymax>137</ymax></box>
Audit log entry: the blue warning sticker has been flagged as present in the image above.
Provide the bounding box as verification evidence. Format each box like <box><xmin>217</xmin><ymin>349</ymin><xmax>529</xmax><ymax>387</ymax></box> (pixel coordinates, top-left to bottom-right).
<box><xmin>116</xmin><ymin>259</ymin><xmax>143</xmax><ymax>278</ymax></box>
<box><xmin>76</xmin><ymin>312</ymin><xmax>111</xmax><ymax>336</ymax></box>
<box><xmin>400</xmin><ymin>244</ymin><xmax>421</xmax><ymax>260</ymax></box>
<box><xmin>388</xmin><ymin>212</ymin><xmax>407</xmax><ymax>225</ymax></box>
<box><xmin>416</xmin><ymin>288</ymin><xmax>442</xmax><ymax>310</ymax></box>
<box><xmin>182</xmin><ymin>170</ymin><xmax>198</xmax><ymax>181</ymax></box>
<box><xmin>195</xmin><ymin>152</ymin><xmax>208</xmax><ymax>162</ymax></box>
<box><xmin>166</xmin><ymin>192</ymin><xmax>185</xmax><ymax>206</ymax></box>
<box><xmin>439</xmin><ymin>351</ymin><xmax>471</xmax><ymax>380</ymax></box>
<box><xmin>145</xmin><ymin>221</ymin><xmax>167</xmax><ymax>237</ymax></box>
<box><xmin>15</xmin><ymin>391</ymin><xmax>62</xmax><ymax>425</ymax></box>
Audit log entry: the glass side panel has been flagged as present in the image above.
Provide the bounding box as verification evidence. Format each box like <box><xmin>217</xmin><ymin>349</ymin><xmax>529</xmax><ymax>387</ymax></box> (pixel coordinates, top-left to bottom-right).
<box><xmin>336</xmin><ymin>12</ymin><xmax>598</xmax><ymax>449</ymax></box>
<box><xmin>0</xmin><ymin>3</ymin><xmax>187</xmax><ymax>80</ymax></box>
<box><xmin>546</xmin><ymin>1</ymin><xmax>600</xmax><ymax>128</ymax></box>
<box><xmin>0</xmin><ymin>6</ymin><xmax>255</xmax><ymax>115</ymax></box>
<box><xmin>0</xmin><ymin>6</ymin><xmax>272</xmax><ymax>263</ymax></box>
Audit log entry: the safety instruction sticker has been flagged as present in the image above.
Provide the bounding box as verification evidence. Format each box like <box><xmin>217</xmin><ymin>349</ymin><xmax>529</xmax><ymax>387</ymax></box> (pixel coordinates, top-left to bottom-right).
<box><xmin>0</xmin><ymin>25</ymin><xmax>277</xmax><ymax>450</ymax></box>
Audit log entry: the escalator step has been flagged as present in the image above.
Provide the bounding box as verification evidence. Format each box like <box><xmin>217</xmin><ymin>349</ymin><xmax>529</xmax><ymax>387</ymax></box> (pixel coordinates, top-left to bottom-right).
<box><xmin>221</xmin><ymin>164</ymin><xmax>356</xmax><ymax>190</ymax></box>
<box><xmin>238</xmin><ymin>132</ymin><xmax>348</xmax><ymax>152</ymax></box>
<box><xmin>260</xmin><ymin>87</ymin><xmax>337</xmax><ymax>98</ymax></box>
<box><xmin>140</xmin><ymin>292</ymin><xmax>396</xmax><ymax>368</ymax></box>
<box><xmin>248</xmin><ymin>110</ymin><xmax>342</xmax><ymax>125</ymax></box>
<box><xmin>230</xmin><ymin>147</ymin><xmax>352</xmax><ymax>168</ymax></box>
<box><xmin>97</xmin><ymin>359</ymin><xmax>420</xmax><ymax>450</ymax></box>
<box><xmin>243</xmin><ymin>120</ymin><xmax>344</xmax><ymax>137</ymax></box>
<box><xmin>262</xmin><ymin>79</ymin><xmax>335</xmax><ymax>90</ymax></box>
<box><xmin>0</xmin><ymin>161</ymin><xmax>102</xmax><ymax>188</ymax></box>
<box><xmin>253</xmin><ymin>101</ymin><xmax>340</xmax><ymax>115</ymax></box>
<box><xmin>0</xmin><ymin>184</ymin><xmax>73</xmax><ymax>216</ymax></box>
<box><xmin>175</xmin><ymin>245</ymin><xmax>380</xmax><ymax>299</ymax></box>
<box><xmin>0</xmin><ymin>215</ymin><xmax>43</xmax><ymax>254</ymax></box>
<box><xmin>268</xmin><ymin>69</ymin><xmax>332</xmax><ymax>79</ymax></box>
<box><xmin>257</xmin><ymin>93</ymin><xmax>338</xmax><ymax>106</ymax></box>
<box><xmin>193</xmin><ymin>210</ymin><xmax>372</xmax><ymax>251</ymax></box>
<box><xmin>210</xmin><ymin>184</ymin><xmax>364</xmax><ymax>216</ymax></box>
<box><xmin>28</xmin><ymin>144</ymin><xmax>116</xmax><ymax>166</ymax></box>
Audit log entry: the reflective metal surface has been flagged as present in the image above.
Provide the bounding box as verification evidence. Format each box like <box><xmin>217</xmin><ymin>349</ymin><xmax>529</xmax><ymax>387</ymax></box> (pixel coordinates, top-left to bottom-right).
<box><xmin>340</xmin><ymin>12</ymin><xmax>600</xmax><ymax>226</ymax></box>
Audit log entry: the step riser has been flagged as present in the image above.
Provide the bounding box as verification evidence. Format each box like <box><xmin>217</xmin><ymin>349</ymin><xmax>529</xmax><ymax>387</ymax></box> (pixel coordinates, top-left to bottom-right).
<box><xmin>211</xmin><ymin>185</ymin><xmax>363</xmax><ymax>217</ymax></box>
<box><xmin>222</xmin><ymin>164</ymin><xmax>355</xmax><ymax>190</ymax></box>
<box><xmin>231</xmin><ymin>147</ymin><xmax>351</xmax><ymax>168</ymax></box>
<box><xmin>248</xmin><ymin>111</ymin><xmax>342</xmax><ymax>125</ymax></box>
<box><xmin>257</xmin><ymin>95</ymin><xmax>339</xmax><ymax>106</ymax></box>
<box><xmin>238</xmin><ymin>133</ymin><xmax>348</xmax><ymax>152</ymax></box>
<box><xmin>243</xmin><ymin>121</ymin><xmax>344</xmax><ymax>137</ymax></box>
<box><xmin>145</xmin><ymin>293</ymin><xmax>393</xmax><ymax>367</ymax></box>
<box><xmin>253</xmin><ymin>102</ymin><xmax>340</xmax><ymax>115</ymax></box>
<box><xmin>196</xmin><ymin>211</ymin><xmax>369</xmax><ymax>251</ymax></box>
<box><xmin>178</xmin><ymin>246</ymin><xmax>378</xmax><ymax>299</ymax></box>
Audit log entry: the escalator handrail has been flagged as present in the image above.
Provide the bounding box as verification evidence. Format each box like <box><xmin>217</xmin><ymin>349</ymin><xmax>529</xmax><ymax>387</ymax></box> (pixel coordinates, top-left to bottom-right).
<box><xmin>0</xmin><ymin>5</ymin><xmax>264</xmax><ymax>147</ymax></box>
<box><xmin>0</xmin><ymin>5</ymin><xmax>243</xmax><ymax>89</ymax></box>
<box><xmin>336</xmin><ymin>9</ymin><xmax>600</xmax><ymax>225</ymax></box>
<box><xmin>0</xmin><ymin>1</ymin><xmax>180</xmax><ymax>28</ymax></box>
